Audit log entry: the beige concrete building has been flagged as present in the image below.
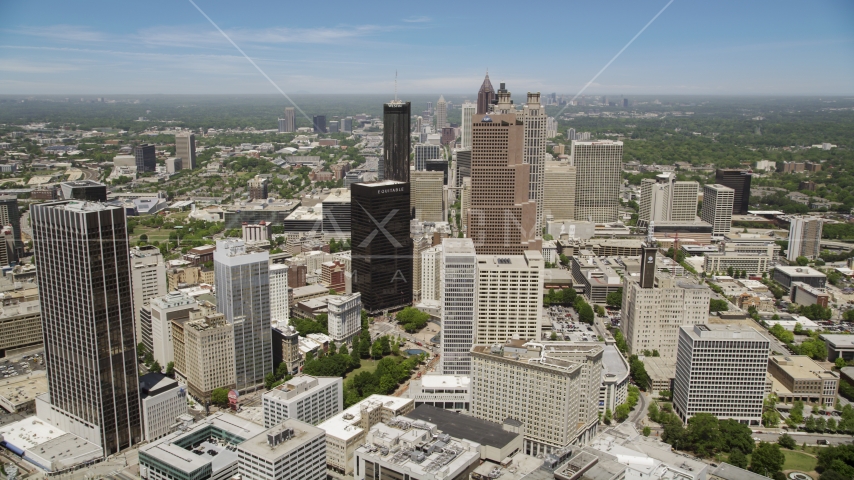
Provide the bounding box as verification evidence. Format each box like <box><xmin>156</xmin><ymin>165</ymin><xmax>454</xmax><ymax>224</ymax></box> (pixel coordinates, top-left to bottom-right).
<box><xmin>703</xmin><ymin>242</ymin><xmax>776</xmax><ymax>275</ymax></box>
<box><xmin>543</xmin><ymin>161</ymin><xmax>576</xmax><ymax>221</ymax></box>
<box><xmin>572</xmin><ymin>140</ymin><xmax>623</xmax><ymax>223</ymax></box>
<box><xmin>411</xmin><ymin>234</ymin><xmax>431</xmax><ymax>301</ymax></box>
<box><xmin>467</xmin><ymin>111</ymin><xmax>540</xmax><ymax>255</ymax></box>
<box><xmin>474</xmin><ymin>251</ymin><xmax>544</xmax><ymax>345</ymax></box>
<box><xmin>166</xmin><ymin>265</ymin><xmax>214</xmax><ymax>291</ymax></box>
<box><xmin>420</xmin><ymin>244</ymin><xmax>443</xmax><ymax>302</ymax></box>
<box><xmin>471</xmin><ymin>340</ymin><xmax>602</xmax><ymax>456</ymax></box>
<box><xmin>700</xmin><ymin>184</ymin><xmax>734</xmax><ymax>237</ymax></box>
<box><xmin>317</xmin><ymin>395</ymin><xmax>414</xmax><ymax>475</ymax></box>
<box><xmin>410</xmin><ymin>170</ymin><xmax>444</xmax><ymax>222</ymax></box>
<box><xmin>171</xmin><ymin>301</ymin><xmax>235</xmax><ymax>401</ymax></box>
<box><xmin>0</xmin><ymin>285</ymin><xmax>41</xmax><ymax>357</ymax></box>
<box><xmin>460</xmin><ymin>177</ymin><xmax>471</xmax><ymax>234</ymax></box>
<box><xmin>767</xmin><ymin>355</ymin><xmax>838</xmax><ymax>407</ymax></box>
<box><xmin>131</xmin><ymin>245</ymin><xmax>167</xmax><ymax>344</ymax></box>
<box><xmin>621</xmin><ymin>274</ymin><xmax>711</xmax><ymax>358</ymax></box>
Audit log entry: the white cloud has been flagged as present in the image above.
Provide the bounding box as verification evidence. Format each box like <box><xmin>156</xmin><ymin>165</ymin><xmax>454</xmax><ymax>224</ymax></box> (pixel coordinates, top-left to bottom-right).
<box><xmin>402</xmin><ymin>16</ymin><xmax>430</xmax><ymax>23</ymax></box>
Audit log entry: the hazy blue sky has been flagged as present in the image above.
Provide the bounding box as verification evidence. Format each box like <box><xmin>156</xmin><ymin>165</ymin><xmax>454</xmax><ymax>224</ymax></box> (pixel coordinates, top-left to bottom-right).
<box><xmin>1</xmin><ymin>0</ymin><xmax>852</xmax><ymax>95</ymax></box>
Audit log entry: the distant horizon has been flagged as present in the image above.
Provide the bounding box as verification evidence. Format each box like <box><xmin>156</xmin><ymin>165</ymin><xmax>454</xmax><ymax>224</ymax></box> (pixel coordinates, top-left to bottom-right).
<box><xmin>4</xmin><ymin>93</ymin><xmax>854</xmax><ymax>98</ymax></box>
<box><xmin>1</xmin><ymin>1</ymin><xmax>852</xmax><ymax>96</ymax></box>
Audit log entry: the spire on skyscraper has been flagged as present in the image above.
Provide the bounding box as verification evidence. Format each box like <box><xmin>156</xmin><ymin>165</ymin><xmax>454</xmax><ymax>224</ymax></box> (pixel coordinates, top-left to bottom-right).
<box><xmin>477</xmin><ymin>71</ymin><xmax>495</xmax><ymax>114</ymax></box>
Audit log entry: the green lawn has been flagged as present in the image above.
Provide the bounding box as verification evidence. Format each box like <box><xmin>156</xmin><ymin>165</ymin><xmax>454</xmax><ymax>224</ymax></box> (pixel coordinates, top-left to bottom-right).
<box><xmin>782</xmin><ymin>449</ymin><xmax>817</xmax><ymax>472</ymax></box>
<box><xmin>130</xmin><ymin>226</ymin><xmax>172</xmax><ymax>243</ymax></box>
<box><xmin>343</xmin><ymin>359</ymin><xmax>378</xmax><ymax>381</ymax></box>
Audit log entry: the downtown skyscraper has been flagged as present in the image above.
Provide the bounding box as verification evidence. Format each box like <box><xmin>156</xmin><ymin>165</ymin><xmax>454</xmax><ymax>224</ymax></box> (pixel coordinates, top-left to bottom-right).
<box><xmin>380</xmin><ymin>100</ymin><xmax>411</xmax><ymax>182</ymax></box>
<box><xmin>214</xmin><ymin>239</ymin><xmax>272</xmax><ymax>392</ymax></box>
<box><xmin>351</xmin><ymin>181</ymin><xmax>413</xmax><ymax>314</ymax></box>
<box><xmin>476</xmin><ymin>71</ymin><xmax>495</xmax><ymax>114</ymax></box>
<box><xmin>572</xmin><ymin>140</ymin><xmax>623</xmax><ymax>223</ymax></box>
<box><xmin>278</xmin><ymin>107</ymin><xmax>295</xmax><ymax>133</ymax></box>
<box><xmin>435</xmin><ymin>95</ymin><xmax>447</xmax><ymax>130</ymax></box>
<box><xmin>175</xmin><ymin>132</ymin><xmax>196</xmax><ymax>169</ymax></box>
<box><xmin>32</xmin><ymin>200</ymin><xmax>141</xmax><ymax>455</ymax></box>
<box><xmin>467</xmin><ymin>109</ymin><xmax>540</xmax><ymax>255</ymax></box>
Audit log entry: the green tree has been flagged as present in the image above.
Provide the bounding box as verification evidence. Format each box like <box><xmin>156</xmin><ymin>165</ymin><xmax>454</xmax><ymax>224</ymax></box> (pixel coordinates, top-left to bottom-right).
<box><xmin>685</xmin><ymin>413</ymin><xmax>722</xmax><ymax>457</ymax></box>
<box><xmin>796</xmin><ymin>256</ymin><xmax>809</xmax><ymax>266</ymax></box>
<box><xmin>371</xmin><ymin>340</ymin><xmax>383</xmax><ymax>359</ymax></box>
<box><xmin>614</xmin><ymin>403</ymin><xmax>630</xmax><ymax>422</ymax></box>
<box><xmin>149</xmin><ymin>360</ymin><xmax>162</xmax><ymax>373</ymax></box>
<box><xmin>729</xmin><ymin>448</ymin><xmax>749</xmax><ymax>469</ymax></box>
<box><xmin>749</xmin><ymin>442</ymin><xmax>785</xmax><ymax>477</ymax></box>
<box><xmin>606</xmin><ymin>289</ymin><xmax>623</xmax><ymax>308</ymax></box>
<box><xmin>603</xmin><ymin>408</ymin><xmax>612</xmax><ymax>425</ymax></box>
<box><xmin>211</xmin><ymin>387</ymin><xmax>230</xmax><ymax>407</ymax></box>
<box><xmin>777</xmin><ymin>433</ymin><xmax>796</xmax><ymax>450</ymax></box>
<box><xmin>165</xmin><ymin>361</ymin><xmax>174</xmax><ymax>377</ymax></box>
<box><xmin>642</xmin><ymin>426</ymin><xmax>651</xmax><ymax>437</ymax></box>
<box><xmin>837</xmin><ymin>357</ymin><xmax>848</xmax><ymax>370</ymax></box>
<box><xmin>709</xmin><ymin>299</ymin><xmax>730</xmax><ymax>312</ymax></box>
<box><xmin>579</xmin><ymin>304</ymin><xmax>595</xmax><ymax>324</ymax></box>
<box><xmin>719</xmin><ymin>418</ymin><xmax>755</xmax><ymax>454</ymax></box>
<box><xmin>550</xmin><ymin>331</ymin><xmax>558</xmax><ymax>341</ymax></box>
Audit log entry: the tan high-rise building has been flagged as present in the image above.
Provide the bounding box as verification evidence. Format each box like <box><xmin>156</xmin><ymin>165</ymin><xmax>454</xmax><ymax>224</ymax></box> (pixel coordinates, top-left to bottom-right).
<box><xmin>175</xmin><ymin>132</ymin><xmax>196</xmax><ymax>169</ymax></box>
<box><xmin>248</xmin><ymin>175</ymin><xmax>269</xmax><ymax>201</ymax></box>
<box><xmin>131</xmin><ymin>245</ymin><xmax>167</xmax><ymax>346</ymax></box>
<box><xmin>572</xmin><ymin>140</ymin><xmax>623</xmax><ymax>223</ymax></box>
<box><xmin>474</xmin><ymin>251</ymin><xmax>544</xmax><ymax>345</ymax></box>
<box><xmin>411</xmin><ymin>234</ymin><xmax>431</xmax><ymax>302</ymax></box>
<box><xmin>471</xmin><ymin>341</ymin><xmax>602</xmax><ymax>456</ymax></box>
<box><xmin>460</xmin><ymin>177</ymin><xmax>471</xmax><ymax>234</ymax></box>
<box><xmin>621</xmin><ymin>274</ymin><xmax>711</xmax><ymax>358</ymax></box>
<box><xmin>787</xmin><ymin>216</ymin><xmax>823</xmax><ymax>261</ymax></box>
<box><xmin>410</xmin><ymin>170</ymin><xmax>444</xmax><ymax>222</ymax></box>
<box><xmin>639</xmin><ymin>173</ymin><xmax>699</xmax><ymax>227</ymax></box>
<box><xmin>420</xmin><ymin>244</ymin><xmax>443</xmax><ymax>302</ymax></box>
<box><xmin>467</xmin><ymin>111</ymin><xmax>540</xmax><ymax>255</ymax></box>
<box><xmin>543</xmin><ymin>161</ymin><xmax>576</xmax><ymax>222</ymax></box>
<box><xmin>521</xmin><ymin>93</ymin><xmax>547</xmax><ymax>233</ymax></box>
<box><xmin>171</xmin><ymin>301</ymin><xmax>236</xmax><ymax>401</ymax></box>
<box><xmin>700</xmin><ymin>184</ymin><xmax>734</xmax><ymax>237</ymax></box>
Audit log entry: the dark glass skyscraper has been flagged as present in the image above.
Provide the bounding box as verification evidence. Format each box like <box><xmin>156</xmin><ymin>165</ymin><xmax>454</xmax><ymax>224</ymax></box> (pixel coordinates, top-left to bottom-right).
<box><xmin>715</xmin><ymin>169</ymin><xmax>752</xmax><ymax>214</ymax></box>
<box><xmin>134</xmin><ymin>143</ymin><xmax>156</xmax><ymax>172</ymax></box>
<box><xmin>313</xmin><ymin>115</ymin><xmax>327</xmax><ymax>133</ymax></box>
<box><xmin>31</xmin><ymin>200</ymin><xmax>141</xmax><ymax>455</ymax></box>
<box><xmin>0</xmin><ymin>195</ymin><xmax>22</xmax><ymax>261</ymax></box>
<box><xmin>381</xmin><ymin>101</ymin><xmax>410</xmax><ymax>182</ymax></box>
<box><xmin>351</xmin><ymin>181</ymin><xmax>412</xmax><ymax>314</ymax></box>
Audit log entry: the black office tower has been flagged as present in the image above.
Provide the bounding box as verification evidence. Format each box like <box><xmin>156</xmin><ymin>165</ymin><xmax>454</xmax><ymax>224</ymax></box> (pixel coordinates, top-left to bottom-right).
<box><xmin>313</xmin><ymin>115</ymin><xmax>327</xmax><ymax>133</ymax></box>
<box><xmin>715</xmin><ymin>169</ymin><xmax>752</xmax><ymax>214</ymax></box>
<box><xmin>31</xmin><ymin>201</ymin><xmax>141</xmax><ymax>455</ymax></box>
<box><xmin>639</xmin><ymin>244</ymin><xmax>658</xmax><ymax>288</ymax></box>
<box><xmin>134</xmin><ymin>143</ymin><xmax>156</xmax><ymax>172</ymax></box>
<box><xmin>351</xmin><ymin>181</ymin><xmax>412</xmax><ymax>314</ymax></box>
<box><xmin>425</xmin><ymin>159</ymin><xmax>449</xmax><ymax>185</ymax></box>
<box><xmin>382</xmin><ymin>101</ymin><xmax>411</xmax><ymax>182</ymax></box>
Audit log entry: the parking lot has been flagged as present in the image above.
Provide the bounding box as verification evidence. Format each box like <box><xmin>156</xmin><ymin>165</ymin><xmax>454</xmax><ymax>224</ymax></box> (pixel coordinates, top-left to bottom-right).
<box><xmin>544</xmin><ymin>305</ymin><xmax>600</xmax><ymax>341</ymax></box>
<box><xmin>0</xmin><ymin>350</ymin><xmax>45</xmax><ymax>380</ymax></box>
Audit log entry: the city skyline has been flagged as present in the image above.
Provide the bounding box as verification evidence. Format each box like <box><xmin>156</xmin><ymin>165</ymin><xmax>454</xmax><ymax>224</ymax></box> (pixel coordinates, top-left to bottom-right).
<box><xmin>0</xmin><ymin>1</ymin><xmax>852</xmax><ymax>95</ymax></box>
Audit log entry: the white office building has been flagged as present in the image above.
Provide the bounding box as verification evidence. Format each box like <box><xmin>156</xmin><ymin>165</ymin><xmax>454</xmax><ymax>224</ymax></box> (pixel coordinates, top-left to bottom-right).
<box><xmin>269</xmin><ymin>264</ymin><xmax>289</xmax><ymax>323</ymax></box>
<box><xmin>440</xmin><ymin>238</ymin><xmax>477</xmax><ymax>375</ymax></box>
<box><xmin>673</xmin><ymin>325</ymin><xmax>769</xmax><ymax>425</ymax></box>
<box><xmin>262</xmin><ymin>375</ymin><xmax>343</xmax><ymax>428</ymax></box>
<box><xmin>474</xmin><ymin>251</ymin><xmax>544</xmax><ymax>345</ymax></box>
<box><xmin>236</xmin><ymin>419</ymin><xmax>326</xmax><ymax>480</ymax></box>
<box><xmin>700</xmin><ymin>184</ymin><xmax>735</xmax><ymax>237</ymax></box>
<box><xmin>401</xmin><ymin>373</ymin><xmax>471</xmax><ymax>412</ymax></box>
<box><xmin>327</xmin><ymin>292</ymin><xmax>362</xmax><ymax>344</ymax></box>
<box><xmin>139</xmin><ymin>373</ymin><xmax>188</xmax><ymax>442</ymax></box>
<box><xmin>148</xmin><ymin>291</ymin><xmax>197</xmax><ymax>367</ymax></box>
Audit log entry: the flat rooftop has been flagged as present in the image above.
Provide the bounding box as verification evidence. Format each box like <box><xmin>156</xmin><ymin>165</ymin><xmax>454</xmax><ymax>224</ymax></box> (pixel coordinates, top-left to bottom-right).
<box><xmin>237</xmin><ymin>419</ymin><xmax>325</xmax><ymax>462</ymax></box>
<box><xmin>682</xmin><ymin>324</ymin><xmax>764</xmax><ymax>341</ymax></box>
<box><xmin>0</xmin><ymin>371</ymin><xmax>48</xmax><ymax>412</ymax></box>
<box><xmin>418</xmin><ymin>374</ymin><xmax>470</xmax><ymax>390</ymax></box>
<box><xmin>0</xmin><ymin>417</ymin><xmax>64</xmax><ymax>450</ymax></box>
<box><xmin>405</xmin><ymin>405</ymin><xmax>518</xmax><ymax>449</ymax></box>
<box><xmin>318</xmin><ymin>395</ymin><xmax>412</xmax><ymax>441</ymax></box>
<box><xmin>642</xmin><ymin>357</ymin><xmax>676</xmax><ymax>381</ymax></box>
<box><xmin>774</xmin><ymin>266</ymin><xmax>826</xmax><ymax>278</ymax></box>
<box><xmin>601</xmin><ymin>345</ymin><xmax>629</xmax><ymax>382</ymax></box>
<box><xmin>819</xmin><ymin>334</ymin><xmax>854</xmax><ymax>349</ymax></box>
<box><xmin>284</xmin><ymin>204</ymin><xmax>322</xmax><ymax>221</ymax></box>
